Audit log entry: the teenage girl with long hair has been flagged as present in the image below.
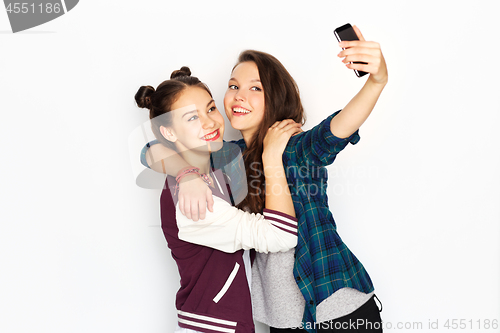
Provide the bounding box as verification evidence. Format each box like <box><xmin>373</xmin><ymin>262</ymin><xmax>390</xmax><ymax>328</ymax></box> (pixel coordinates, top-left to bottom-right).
<box><xmin>143</xmin><ymin>26</ymin><xmax>388</xmax><ymax>332</ymax></box>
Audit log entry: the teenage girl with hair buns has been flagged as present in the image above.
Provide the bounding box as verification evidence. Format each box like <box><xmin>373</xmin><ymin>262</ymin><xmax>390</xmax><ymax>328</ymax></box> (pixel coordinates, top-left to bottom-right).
<box><xmin>136</xmin><ymin>66</ymin><xmax>302</xmax><ymax>333</ymax></box>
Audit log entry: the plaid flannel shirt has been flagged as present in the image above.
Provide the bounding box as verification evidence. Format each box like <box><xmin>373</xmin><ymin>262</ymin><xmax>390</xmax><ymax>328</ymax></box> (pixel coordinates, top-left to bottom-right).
<box><xmin>218</xmin><ymin>110</ymin><xmax>374</xmax><ymax>331</ymax></box>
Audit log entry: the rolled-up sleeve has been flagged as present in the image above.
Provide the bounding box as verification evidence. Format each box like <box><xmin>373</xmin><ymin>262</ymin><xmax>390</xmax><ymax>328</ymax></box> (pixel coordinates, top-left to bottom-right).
<box><xmin>289</xmin><ymin>110</ymin><xmax>360</xmax><ymax>167</ymax></box>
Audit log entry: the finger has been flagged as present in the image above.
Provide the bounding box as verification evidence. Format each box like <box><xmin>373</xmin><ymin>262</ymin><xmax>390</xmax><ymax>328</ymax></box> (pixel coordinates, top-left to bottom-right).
<box><xmin>338</xmin><ymin>46</ymin><xmax>380</xmax><ymax>58</ymax></box>
<box><xmin>291</xmin><ymin>127</ymin><xmax>303</xmax><ymax>136</ymax></box>
<box><xmin>198</xmin><ymin>198</ymin><xmax>206</xmax><ymax>220</ymax></box>
<box><xmin>270</xmin><ymin>121</ymin><xmax>281</xmax><ymax>129</ymax></box>
<box><xmin>277</xmin><ymin>123</ymin><xmax>295</xmax><ymax>132</ymax></box>
<box><xmin>343</xmin><ymin>54</ymin><xmax>378</xmax><ymax>66</ymax></box>
<box><xmin>338</xmin><ymin>40</ymin><xmax>380</xmax><ymax>50</ymax></box>
<box><xmin>274</xmin><ymin>119</ymin><xmax>295</xmax><ymax>129</ymax></box>
<box><xmin>345</xmin><ymin>61</ymin><xmax>375</xmax><ymax>74</ymax></box>
<box><xmin>190</xmin><ymin>201</ymin><xmax>199</xmax><ymax>222</ymax></box>
<box><xmin>206</xmin><ymin>189</ymin><xmax>214</xmax><ymax>213</ymax></box>
<box><xmin>184</xmin><ymin>199</ymin><xmax>191</xmax><ymax>220</ymax></box>
<box><xmin>281</xmin><ymin>122</ymin><xmax>302</xmax><ymax>131</ymax></box>
<box><xmin>282</xmin><ymin>123</ymin><xmax>303</xmax><ymax>135</ymax></box>
<box><xmin>352</xmin><ymin>25</ymin><xmax>366</xmax><ymax>42</ymax></box>
<box><xmin>178</xmin><ymin>196</ymin><xmax>185</xmax><ymax>216</ymax></box>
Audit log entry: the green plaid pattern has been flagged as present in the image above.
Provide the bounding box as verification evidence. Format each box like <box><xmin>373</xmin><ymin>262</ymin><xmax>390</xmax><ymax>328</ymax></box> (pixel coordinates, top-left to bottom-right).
<box><xmin>225</xmin><ymin>111</ymin><xmax>374</xmax><ymax>332</ymax></box>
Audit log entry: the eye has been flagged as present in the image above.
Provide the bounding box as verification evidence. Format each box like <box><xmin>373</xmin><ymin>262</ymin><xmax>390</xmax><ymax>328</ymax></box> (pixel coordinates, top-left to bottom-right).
<box><xmin>188</xmin><ymin>115</ymin><xmax>199</xmax><ymax>122</ymax></box>
<box><xmin>251</xmin><ymin>86</ymin><xmax>262</xmax><ymax>92</ymax></box>
<box><xmin>208</xmin><ymin>106</ymin><xmax>217</xmax><ymax>113</ymax></box>
<box><xmin>228</xmin><ymin>84</ymin><xmax>238</xmax><ymax>90</ymax></box>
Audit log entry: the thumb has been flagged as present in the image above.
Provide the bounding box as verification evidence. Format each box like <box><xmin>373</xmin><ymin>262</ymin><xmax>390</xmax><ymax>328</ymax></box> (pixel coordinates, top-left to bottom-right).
<box><xmin>353</xmin><ymin>25</ymin><xmax>366</xmax><ymax>42</ymax></box>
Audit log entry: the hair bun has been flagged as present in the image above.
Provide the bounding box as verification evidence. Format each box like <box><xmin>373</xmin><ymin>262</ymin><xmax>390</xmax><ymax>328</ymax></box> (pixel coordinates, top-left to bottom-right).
<box><xmin>170</xmin><ymin>66</ymin><xmax>191</xmax><ymax>79</ymax></box>
<box><xmin>135</xmin><ymin>85</ymin><xmax>155</xmax><ymax>109</ymax></box>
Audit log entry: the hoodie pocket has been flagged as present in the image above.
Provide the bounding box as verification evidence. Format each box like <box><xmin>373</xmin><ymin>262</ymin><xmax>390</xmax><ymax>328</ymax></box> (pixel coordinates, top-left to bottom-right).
<box><xmin>213</xmin><ymin>262</ymin><xmax>240</xmax><ymax>303</ymax></box>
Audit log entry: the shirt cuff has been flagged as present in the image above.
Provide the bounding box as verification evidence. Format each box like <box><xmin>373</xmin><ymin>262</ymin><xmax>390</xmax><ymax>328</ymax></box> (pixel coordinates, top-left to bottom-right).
<box><xmin>140</xmin><ymin>139</ymin><xmax>160</xmax><ymax>168</ymax></box>
<box><xmin>263</xmin><ymin>208</ymin><xmax>298</xmax><ymax>236</ymax></box>
<box><xmin>323</xmin><ymin>110</ymin><xmax>361</xmax><ymax>146</ymax></box>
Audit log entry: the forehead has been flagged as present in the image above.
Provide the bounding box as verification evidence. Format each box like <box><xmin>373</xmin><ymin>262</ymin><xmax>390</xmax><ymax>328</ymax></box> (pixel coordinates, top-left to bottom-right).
<box><xmin>174</xmin><ymin>86</ymin><xmax>211</xmax><ymax>105</ymax></box>
<box><xmin>171</xmin><ymin>87</ymin><xmax>211</xmax><ymax>113</ymax></box>
<box><xmin>169</xmin><ymin>87</ymin><xmax>212</xmax><ymax>119</ymax></box>
<box><xmin>231</xmin><ymin>61</ymin><xmax>260</xmax><ymax>81</ymax></box>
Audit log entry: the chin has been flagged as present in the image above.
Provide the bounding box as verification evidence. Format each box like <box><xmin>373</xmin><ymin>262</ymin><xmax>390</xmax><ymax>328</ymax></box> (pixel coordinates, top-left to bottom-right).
<box><xmin>228</xmin><ymin>119</ymin><xmax>244</xmax><ymax>131</ymax></box>
<box><xmin>208</xmin><ymin>141</ymin><xmax>223</xmax><ymax>152</ymax></box>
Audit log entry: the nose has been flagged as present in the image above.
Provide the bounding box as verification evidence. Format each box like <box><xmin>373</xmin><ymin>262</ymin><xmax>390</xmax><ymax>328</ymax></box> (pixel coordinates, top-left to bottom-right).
<box><xmin>200</xmin><ymin>113</ymin><xmax>216</xmax><ymax>130</ymax></box>
<box><xmin>234</xmin><ymin>88</ymin><xmax>246</xmax><ymax>101</ymax></box>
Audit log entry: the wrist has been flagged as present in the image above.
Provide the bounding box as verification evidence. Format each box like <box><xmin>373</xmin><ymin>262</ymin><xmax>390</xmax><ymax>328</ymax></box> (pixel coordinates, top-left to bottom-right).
<box><xmin>176</xmin><ymin>166</ymin><xmax>200</xmax><ymax>183</ymax></box>
<box><xmin>367</xmin><ymin>74</ymin><xmax>388</xmax><ymax>88</ymax></box>
<box><xmin>178</xmin><ymin>173</ymin><xmax>200</xmax><ymax>184</ymax></box>
<box><xmin>263</xmin><ymin>158</ymin><xmax>284</xmax><ymax>180</ymax></box>
<box><xmin>262</xmin><ymin>152</ymin><xmax>282</xmax><ymax>164</ymax></box>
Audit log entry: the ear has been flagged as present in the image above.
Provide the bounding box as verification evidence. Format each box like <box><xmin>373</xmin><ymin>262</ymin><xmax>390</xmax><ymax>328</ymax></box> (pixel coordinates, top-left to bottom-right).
<box><xmin>160</xmin><ymin>126</ymin><xmax>177</xmax><ymax>143</ymax></box>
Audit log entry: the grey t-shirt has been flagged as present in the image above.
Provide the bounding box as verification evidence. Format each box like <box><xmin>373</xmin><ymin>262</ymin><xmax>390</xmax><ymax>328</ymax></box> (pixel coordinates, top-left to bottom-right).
<box><xmin>251</xmin><ymin>249</ymin><xmax>374</xmax><ymax>328</ymax></box>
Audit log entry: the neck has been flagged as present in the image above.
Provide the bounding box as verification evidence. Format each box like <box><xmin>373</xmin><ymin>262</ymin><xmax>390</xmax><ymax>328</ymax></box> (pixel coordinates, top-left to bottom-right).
<box><xmin>178</xmin><ymin>150</ymin><xmax>211</xmax><ymax>175</ymax></box>
<box><xmin>241</xmin><ymin>128</ymin><xmax>256</xmax><ymax>147</ymax></box>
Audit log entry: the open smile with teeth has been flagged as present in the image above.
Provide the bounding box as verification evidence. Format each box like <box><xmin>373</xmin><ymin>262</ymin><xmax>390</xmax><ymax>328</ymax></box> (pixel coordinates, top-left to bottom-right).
<box><xmin>233</xmin><ymin>107</ymin><xmax>251</xmax><ymax>114</ymax></box>
<box><xmin>202</xmin><ymin>129</ymin><xmax>219</xmax><ymax>140</ymax></box>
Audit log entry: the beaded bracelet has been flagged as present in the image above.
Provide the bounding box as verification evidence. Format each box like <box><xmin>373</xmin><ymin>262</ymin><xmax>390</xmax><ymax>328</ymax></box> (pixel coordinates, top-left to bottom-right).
<box><xmin>176</xmin><ymin>166</ymin><xmax>200</xmax><ymax>183</ymax></box>
<box><xmin>173</xmin><ymin>166</ymin><xmax>212</xmax><ymax>195</ymax></box>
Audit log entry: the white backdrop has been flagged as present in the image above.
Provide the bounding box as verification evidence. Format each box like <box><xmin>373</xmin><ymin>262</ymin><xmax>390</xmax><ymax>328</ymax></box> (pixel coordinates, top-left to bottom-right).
<box><xmin>1</xmin><ymin>1</ymin><xmax>499</xmax><ymax>332</ymax></box>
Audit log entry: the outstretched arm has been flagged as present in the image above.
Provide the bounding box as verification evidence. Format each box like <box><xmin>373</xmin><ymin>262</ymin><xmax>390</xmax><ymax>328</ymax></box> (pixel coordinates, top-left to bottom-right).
<box><xmin>330</xmin><ymin>25</ymin><xmax>388</xmax><ymax>138</ymax></box>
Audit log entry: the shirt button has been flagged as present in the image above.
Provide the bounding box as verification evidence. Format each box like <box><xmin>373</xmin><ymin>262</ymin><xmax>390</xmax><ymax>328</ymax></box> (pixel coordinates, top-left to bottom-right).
<box><xmin>296</xmin><ymin>276</ymin><xmax>301</xmax><ymax>281</ymax></box>
<box><xmin>309</xmin><ymin>300</ymin><xmax>314</xmax><ymax>305</ymax></box>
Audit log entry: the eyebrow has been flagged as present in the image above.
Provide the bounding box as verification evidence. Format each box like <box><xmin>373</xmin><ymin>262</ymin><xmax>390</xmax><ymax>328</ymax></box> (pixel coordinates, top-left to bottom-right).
<box><xmin>229</xmin><ymin>78</ymin><xmax>261</xmax><ymax>83</ymax></box>
<box><xmin>181</xmin><ymin>100</ymin><xmax>214</xmax><ymax>118</ymax></box>
<box><xmin>182</xmin><ymin>110</ymin><xmax>198</xmax><ymax>118</ymax></box>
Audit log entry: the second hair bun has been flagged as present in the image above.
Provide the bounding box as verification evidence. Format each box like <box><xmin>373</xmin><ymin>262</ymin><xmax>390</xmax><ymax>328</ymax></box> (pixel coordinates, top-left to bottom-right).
<box><xmin>170</xmin><ymin>66</ymin><xmax>191</xmax><ymax>79</ymax></box>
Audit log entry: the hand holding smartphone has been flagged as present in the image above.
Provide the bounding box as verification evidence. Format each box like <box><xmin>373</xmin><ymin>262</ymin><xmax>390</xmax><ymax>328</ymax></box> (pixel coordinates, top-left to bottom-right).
<box><xmin>334</xmin><ymin>23</ymin><xmax>368</xmax><ymax>77</ymax></box>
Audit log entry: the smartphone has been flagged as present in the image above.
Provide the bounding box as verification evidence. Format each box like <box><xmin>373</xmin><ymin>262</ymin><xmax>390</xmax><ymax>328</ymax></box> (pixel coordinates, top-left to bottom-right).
<box><xmin>334</xmin><ymin>23</ymin><xmax>368</xmax><ymax>77</ymax></box>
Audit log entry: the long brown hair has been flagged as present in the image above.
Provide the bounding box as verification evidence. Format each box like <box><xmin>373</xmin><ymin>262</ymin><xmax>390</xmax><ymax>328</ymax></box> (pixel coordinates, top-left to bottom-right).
<box><xmin>234</xmin><ymin>50</ymin><xmax>306</xmax><ymax>214</ymax></box>
<box><xmin>135</xmin><ymin>66</ymin><xmax>212</xmax><ymax>148</ymax></box>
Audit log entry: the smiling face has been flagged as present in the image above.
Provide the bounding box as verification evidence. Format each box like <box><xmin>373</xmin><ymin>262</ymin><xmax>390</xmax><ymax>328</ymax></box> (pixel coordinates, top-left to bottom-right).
<box><xmin>223</xmin><ymin>61</ymin><xmax>265</xmax><ymax>140</ymax></box>
<box><xmin>162</xmin><ymin>86</ymin><xmax>224</xmax><ymax>154</ymax></box>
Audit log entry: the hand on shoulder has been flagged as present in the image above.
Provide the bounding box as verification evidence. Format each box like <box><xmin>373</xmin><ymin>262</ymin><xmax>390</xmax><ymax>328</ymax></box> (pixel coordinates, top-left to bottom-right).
<box><xmin>262</xmin><ymin>119</ymin><xmax>302</xmax><ymax>161</ymax></box>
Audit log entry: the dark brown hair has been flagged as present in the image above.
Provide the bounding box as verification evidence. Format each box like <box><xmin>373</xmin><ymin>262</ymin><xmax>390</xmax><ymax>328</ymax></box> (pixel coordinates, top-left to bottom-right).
<box><xmin>234</xmin><ymin>50</ymin><xmax>306</xmax><ymax>214</ymax></box>
<box><xmin>135</xmin><ymin>66</ymin><xmax>212</xmax><ymax>148</ymax></box>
